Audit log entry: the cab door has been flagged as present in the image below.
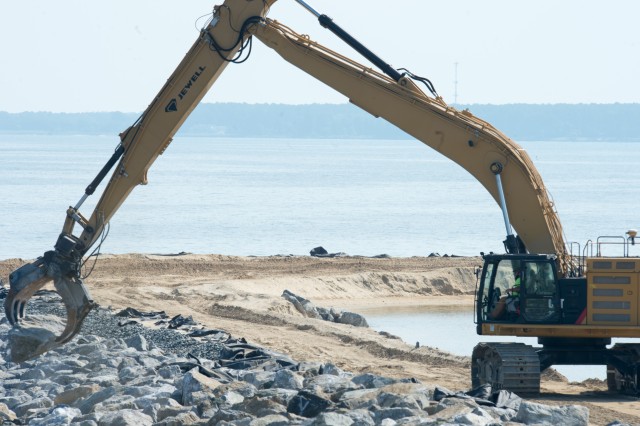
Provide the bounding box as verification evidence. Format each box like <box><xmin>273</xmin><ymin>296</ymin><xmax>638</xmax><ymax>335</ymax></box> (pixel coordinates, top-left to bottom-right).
<box><xmin>520</xmin><ymin>260</ymin><xmax>561</xmax><ymax>323</ymax></box>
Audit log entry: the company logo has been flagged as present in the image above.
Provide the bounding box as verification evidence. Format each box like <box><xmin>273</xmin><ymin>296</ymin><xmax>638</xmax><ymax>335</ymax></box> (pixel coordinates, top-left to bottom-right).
<box><xmin>164</xmin><ymin>65</ymin><xmax>207</xmax><ymax>113</ymax></box>
<box><xmin>165</xmin><ymin>99</ymin><xmax>178</xmax><ymax>113</ymax></box>
<box><xmin>179</xmin><ymin>65</ymin><xmax>207</xmax><ymax>100</ymax></box>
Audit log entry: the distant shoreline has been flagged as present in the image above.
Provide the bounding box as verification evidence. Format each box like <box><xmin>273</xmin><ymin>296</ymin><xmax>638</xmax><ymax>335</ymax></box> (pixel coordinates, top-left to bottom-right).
<box><xmin>1</xmin><ymin>102</ymin><xmax>639</xmax><ymax>141</ymax></box>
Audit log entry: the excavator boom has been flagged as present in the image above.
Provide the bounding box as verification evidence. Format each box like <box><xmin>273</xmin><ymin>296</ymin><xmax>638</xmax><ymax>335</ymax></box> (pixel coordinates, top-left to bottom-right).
<box><xmin>6</xmin><ymin>0</ymin><xmax>567</xmax><ymax>361</ymax></box>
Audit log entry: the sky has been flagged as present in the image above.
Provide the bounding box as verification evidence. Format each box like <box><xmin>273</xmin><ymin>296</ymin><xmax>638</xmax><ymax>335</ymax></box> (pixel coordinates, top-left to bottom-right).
<box><xmin>1</xmin><ymin>0</ymin><xmax>639</xmax><ymax>112</ymax></box>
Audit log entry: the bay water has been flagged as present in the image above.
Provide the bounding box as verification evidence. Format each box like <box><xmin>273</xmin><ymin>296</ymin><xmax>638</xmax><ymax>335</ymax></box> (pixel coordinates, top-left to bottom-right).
<box><xmin>2</xmin><ymin>134</ymin><xmax>640</xmax><ymax>381</ymax></box>
<box><xmin>3</xmin><ymin>135</ymin><xmax>640</xmax><ymax>259</ymax></box>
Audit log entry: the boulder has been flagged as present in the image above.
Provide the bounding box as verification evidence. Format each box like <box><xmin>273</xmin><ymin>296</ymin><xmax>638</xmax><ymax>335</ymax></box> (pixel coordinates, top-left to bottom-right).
<box><xmin>310</xmin><ymin>246</ymin><xmax>329</xmax><ymax>256</ymax></box>
<box><xmin>28</xmin><ymin>406</ymin><xmax>82</xmax><ymax>426</ymax></box>
<box><xmin>182</xmin><ymin>368</ymin><xmax>223</xmax><ymax>405</ymax></box>
<box><xmin>7</xmin><ymin>315</ymin><xmax>65</xmax><ymax>363</ymax></box>
<box><xmin>287</xmin><ymin>390</ymin><xmax>333</xmax><ymax>418</ymax></box>
<box><xmin>125</xmin><ymin>334</ymin><xmax>149</xmax><ymax>352</ymax></box>
<box><xmin>274</xmin><ymin>369</ymin><xmax>304</xmax><ymax>390</ymax></box>
<box><xmin>335</xmin><ymin>311</ymin><xmax>368</xmax><ymax>327</ymax></box>
<box><xmin>310</xmin><ymin>412</ymin><xmax>355</xmax><ymax>425</ymax></box>
<box><xmin>97</xmin><ymin>409</ymin><xmax>154</xmax><ymax>426</ymax></box>
<box><xmin>0</xmin><ymin>403</ymin><xmax>17</xmax><ymax>423</ymax></box>
<box><xmin>54</xmin><ymin>384</ymin><xmax>101</xmax><ymax>405</ymax></box>
<box><xmin>515</xmin><ymin>401</ymin><xmax>589</xmax><ymax>426</ymax></box>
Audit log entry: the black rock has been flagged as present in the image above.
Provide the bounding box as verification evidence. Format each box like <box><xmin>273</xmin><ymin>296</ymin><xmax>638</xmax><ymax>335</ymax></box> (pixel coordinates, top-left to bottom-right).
<box><xmin>310</xmin><ymin>246</ymin><xmax>329</xmax><ymax>256</ymax></box>
<box><xmin>287</xmin><ymin>390</ymin><xmax>332</xmax><ymax>417</ymax></box>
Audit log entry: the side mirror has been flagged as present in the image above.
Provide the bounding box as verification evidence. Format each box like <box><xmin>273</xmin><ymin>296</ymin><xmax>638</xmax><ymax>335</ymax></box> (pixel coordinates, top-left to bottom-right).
<box><xmin>474</xmin><ymin>266</ymin><xmax>482</xmax><ymax>278</ymax></box>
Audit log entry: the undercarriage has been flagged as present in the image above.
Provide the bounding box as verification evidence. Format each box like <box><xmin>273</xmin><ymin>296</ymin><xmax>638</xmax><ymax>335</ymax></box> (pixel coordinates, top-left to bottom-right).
<box><xmin>472</xmin><ymin>339</ymin><xmax>640</xmax><ymax>396</ymax></box>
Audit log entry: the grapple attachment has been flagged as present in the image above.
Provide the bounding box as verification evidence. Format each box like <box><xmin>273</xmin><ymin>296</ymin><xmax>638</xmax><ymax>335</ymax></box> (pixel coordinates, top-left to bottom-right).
<box><xmin>4</xmin><ymin>254</ymin><xmax>95</xmax><ymax>361</ymax></box>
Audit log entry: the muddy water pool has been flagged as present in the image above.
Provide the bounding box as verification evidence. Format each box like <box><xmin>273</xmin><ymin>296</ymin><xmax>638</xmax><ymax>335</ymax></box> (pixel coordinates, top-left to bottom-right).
<box><xmin>360</xmin><ymin>305</ymin><xmax>634</xmax><ymax>383</ymax></box>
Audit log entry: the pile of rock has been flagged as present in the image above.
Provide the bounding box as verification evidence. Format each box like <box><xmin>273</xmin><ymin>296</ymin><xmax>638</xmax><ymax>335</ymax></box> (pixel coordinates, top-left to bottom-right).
<box><xmin>282</xmin><ymin>290</ymin><xmax>369</xmax><ymax>327</ymax></box>
<box><xmin>0</xmin><ymin>295</ymin><xmax>595</xmax><ymax>425</ymax></box>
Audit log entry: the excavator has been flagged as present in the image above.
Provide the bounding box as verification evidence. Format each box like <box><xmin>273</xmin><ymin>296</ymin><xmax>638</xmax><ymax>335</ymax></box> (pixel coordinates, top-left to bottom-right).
<box><xmin>5</xmin><ymin>0</ymin><xmax>640</xmax><ymax>396</ymax></box>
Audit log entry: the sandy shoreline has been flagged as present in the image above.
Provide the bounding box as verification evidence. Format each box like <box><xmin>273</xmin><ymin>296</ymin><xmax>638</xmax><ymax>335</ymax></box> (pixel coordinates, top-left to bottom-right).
<box><xmin>2</xmin><ymin>254</ymin><xmax>640</xmax><ymax>423</ymax></box>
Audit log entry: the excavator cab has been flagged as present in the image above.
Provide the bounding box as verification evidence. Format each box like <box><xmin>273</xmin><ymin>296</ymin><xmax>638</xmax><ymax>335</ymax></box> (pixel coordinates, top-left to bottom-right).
<box><xmin>476</xmin><ymin>253</ymin><xmax>561</xmax><ymax>328</ymax></box>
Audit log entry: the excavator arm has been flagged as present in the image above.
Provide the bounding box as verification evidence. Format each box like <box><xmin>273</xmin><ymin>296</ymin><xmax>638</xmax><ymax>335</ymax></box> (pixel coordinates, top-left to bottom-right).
<box><xmin>5</xmin><ymin>0</ymin><xmax>568</xmax><ymax>359</ymax></box>
<box><xmin>250</xmin><ymin>18</ymin><xmax>568</xmax><ymax>261</ymax></box>
<box><xmin>4</xmin><ymin>0</ymin><xmax>275</xmax><ymax>359</ymax></box>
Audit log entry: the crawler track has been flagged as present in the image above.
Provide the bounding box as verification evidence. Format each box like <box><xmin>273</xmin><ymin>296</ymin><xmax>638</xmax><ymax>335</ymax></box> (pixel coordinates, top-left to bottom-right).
<box><xmin>472</xmin><ymin>342</ymin><xmax>541</xmax><ymax>396</ymax></box>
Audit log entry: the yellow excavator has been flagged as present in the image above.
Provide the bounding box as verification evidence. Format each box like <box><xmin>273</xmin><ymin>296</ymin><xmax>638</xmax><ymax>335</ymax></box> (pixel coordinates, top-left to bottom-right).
<box><xmin>5</xmin><ymin>0</ymin><xmax>640</xmax><ymax>395</ymax></box>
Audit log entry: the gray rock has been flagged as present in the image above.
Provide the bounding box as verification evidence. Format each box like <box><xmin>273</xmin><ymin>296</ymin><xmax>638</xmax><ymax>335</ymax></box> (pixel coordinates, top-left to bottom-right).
<box><xmin>97</xmin><ymin>409</ymin><xmax>154</xmax><ymax>426</ymax></box>
<box><xmin>256</xmin><ymin>388</ymin><xmax>299</xmax><ymax>407</ymax></box>
<box><xmin>156</xmin><ymin>404</ymin><xmax>197</xmax><ymax>422</ymax></box>
<box><xmin>207</xmin><ymin>409</ymin><xmax>254</xmax><ymax>425</ymax></box>
<box><xmin>85</xmin><ymin>373</ymin><xmax>119</xmax><ymax>387</ymax></box>
<box><xmin>76</xmin><ymin>386</ymin><xmax>119</xmax><ymax>414</ymax></box>
<box><xmin>0</xmin><ymin>403</ymin><xmax>16</xmax><ymax>422</ymax></box>
<box><xmin>452</xmin><ymin>407</ymin><xmax>495</xmax><ymax>426</ymax></box>
<box><xmin>274</xmin><ymin>369</ymin><xmax>304</xmax><ymax>390</ymax></box>
<box><xmin>75</xmin><ymin>342</ymin><xmax>108</xmax><ymax>357</ymax></box>
<box><xmin>137</xmin><ymin>396</ymin><xmax>182</xmax><ymax>420</ymax></box>
<box><xmin>351</xmin><ymin>374</ymin><xmax>399</xmax><ymax>389</ymax></box>
<box><xmin>395</xmin><ymin>417</ymin><xmax>438</xmax><ymax>425</ymax></box>
<box><xmin>19</xmin><ymin>367</ymin><xmax>47</xmax><ymax>381</ymax></box>
<box><xmin>92</xmin><ymin>394</ymin><xmax>138</xmax><ymax>415</ymax></box>
<box><xmin>433</xmin><ymin>397</ymin><xmax>478</xmax><ymax>420</ymax></box>
<box><xmin>125</xmin><ymin>334</ymin><xmax>149</xmax><ymax>352</ymax></box>
<box><xmin>7</xmin><ymin>315</ymin><xmax>66</xmax><ymax>363</ymax></box>
<box><xmin>243</xmin><ymin>371</ymin><xmax>276</xmax><ymax>389</ymax></box>
<box><xmin>338</xmin><ymin>388</ymin><xmax>381</xmax><ymax>410</ymax></box>
<box><xmin>309</xmin><ymin>412</ymin><xmax>355</xmax><ymax>425</ymax></box>
<box><xmin>515</xmin><ymin>401</ymin><xmax>589</xmax><ymax>426</ymax></box>
<box><xmin>344</xmin><ymin>409</ymin><xmax>376</xmax><ymax>426</ymax></box>
<box><xmin>118</xmin><ymin>365</ymin><xmax>147</xmax><ymax>383</ymax></box>
<box><xmin>320</xmin><ymin>363</ymin><xmax>350</xmax><ymax>378</ymax></box>
<box><xmin>29</xmin><ymin>406</ymin><xmax>82</xmax><ymax>426</ymax></box>
<box><xmin>55</xmin><ymin>384</ymin><xmax>101</xmax><ymax>405</ymax></box>
<box><xmin>298</xmin><ymin>363</ymin><xmax>323</xmax><ymax>379</ymax></box>
<box><xmin>72</xmin><ymin>421</ymin><xmax>99</xmax><ymax>426</ymax></box>
<box><xmin>335</xmin><ymin>312</ymin><xmax>368</xmax><ymax>328</ymax></box>
<box><xmin>12</xmin><ymin>396</ymin><xmax>53</xmax><ymax>417</ymax></box>
<box><xmin>155</xmin><ymin>411</ymin><xmax>201</xmax><ymax>426</ymax></box>
<box><xmin>248</xmin><ymin>414</ymin><xmax>290</xmax><ymax>426</ymax></box>
<box><xmin>373</xmin><ymin>407</ymin><xmax>422</xmax><ymax>423</ymax></box>
<box><xmin>282</xmin><ymin>290</ymin><xmax>322</xmax><ymax>319</ymax></box>
<box><xmin>182</xmin><ymin>368</ymin><xmax>223</xmax><ymax>405</ymax></box>
<box><xmin>0</xmin><ymin>391</ymin><xmax>31</xmax><ymax>407</ymax></box>
<box><xmin>376</xmin><ymin>392</ymin><xmax>423</xmax><ymax>411</ymax></box>
<box><xmin>158</xmin><ymin>364</ymin><xmax>182</xmax><ymax>380</ymax></box>
<box><xmin>124</xmin><ymin>383</ymin><xmax>177</xmax><ymax>399</ymax></box>
<box><xmin>53</xmin><ymin>373</ymin><xmax>90</xmax><ymax>386</ymax></box>
<box><xmin>304</xmin><ymin>374</ymin><xmax>359</xmax><ymax>394</ymax></box>
<box><xmin>235</xmin><ymin>396</ymin><xmax>287</xmax><ymax>417</ymax></box>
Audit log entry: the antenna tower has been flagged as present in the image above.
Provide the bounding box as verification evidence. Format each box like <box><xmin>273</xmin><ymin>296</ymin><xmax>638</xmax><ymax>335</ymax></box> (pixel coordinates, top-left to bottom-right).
<box><xmin>454</xmin><ymin>62</ymin><xmax>459</xmax><ymax>104</ymax></box>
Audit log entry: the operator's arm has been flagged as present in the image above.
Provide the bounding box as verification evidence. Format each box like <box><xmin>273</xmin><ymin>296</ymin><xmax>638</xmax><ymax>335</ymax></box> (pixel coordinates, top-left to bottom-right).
<box><xmin>250</xmin><ymin>19</ymin><xmax>568</xmax><ymax>269</ymax></box>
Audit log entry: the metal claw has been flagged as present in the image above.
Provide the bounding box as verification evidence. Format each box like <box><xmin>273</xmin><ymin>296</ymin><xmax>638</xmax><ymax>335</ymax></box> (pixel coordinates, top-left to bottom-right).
<box><xmin>4</xmin><ymin>255</ymin><xmax>96</xmax><ymax>360</ymax></box>
<box><xmin>52</xmin><ymin>275</ymin><xmax>95</xmax><ymax>344</ymax></box>
<box><xmin>4</xmin><ymin>259</ymin><xmax>51</xmax><ymax>325</ymax></box>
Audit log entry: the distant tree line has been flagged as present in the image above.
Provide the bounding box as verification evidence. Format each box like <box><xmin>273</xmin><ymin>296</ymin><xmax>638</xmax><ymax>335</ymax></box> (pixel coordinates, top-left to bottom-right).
<box><xmin>1</xmin><ymin>103</ymin><xmax>638</xmax><ymax>141</ymax></box>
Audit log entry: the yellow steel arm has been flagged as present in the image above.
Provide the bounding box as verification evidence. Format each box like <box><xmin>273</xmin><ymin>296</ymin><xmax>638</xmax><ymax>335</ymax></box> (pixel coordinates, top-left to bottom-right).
<box><xmin>74</xmin><ymin>0</ymin><xmax>276</xmax><ymax>252</ymax></box>
<box><xmin>4</xmin><ymin>0</ymin><xmax>275</xmax><ymax>359</ymax></box>
<box><xmin>251</xmin><ymin>19</ymin><xmax>569</xmax><ymax>269</ymax></box>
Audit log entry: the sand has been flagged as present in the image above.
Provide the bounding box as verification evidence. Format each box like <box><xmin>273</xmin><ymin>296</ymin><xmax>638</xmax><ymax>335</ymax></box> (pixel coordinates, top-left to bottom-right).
<box><xmin>1</xmin><ymin>254</ymin><xmax>639</xmax><ymax>424</ymax></box>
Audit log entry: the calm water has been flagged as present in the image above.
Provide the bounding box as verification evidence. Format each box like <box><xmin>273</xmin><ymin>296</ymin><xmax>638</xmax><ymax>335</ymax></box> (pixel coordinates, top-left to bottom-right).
<box><xmin>362</xmin><ymin>305</ymin><xmax>629</xmax><ymax>382</ymax></box>
<box><xmin>2</xmin><ymin>135</ymin><xmax>640</xmax><ymax>259</ymax></box>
